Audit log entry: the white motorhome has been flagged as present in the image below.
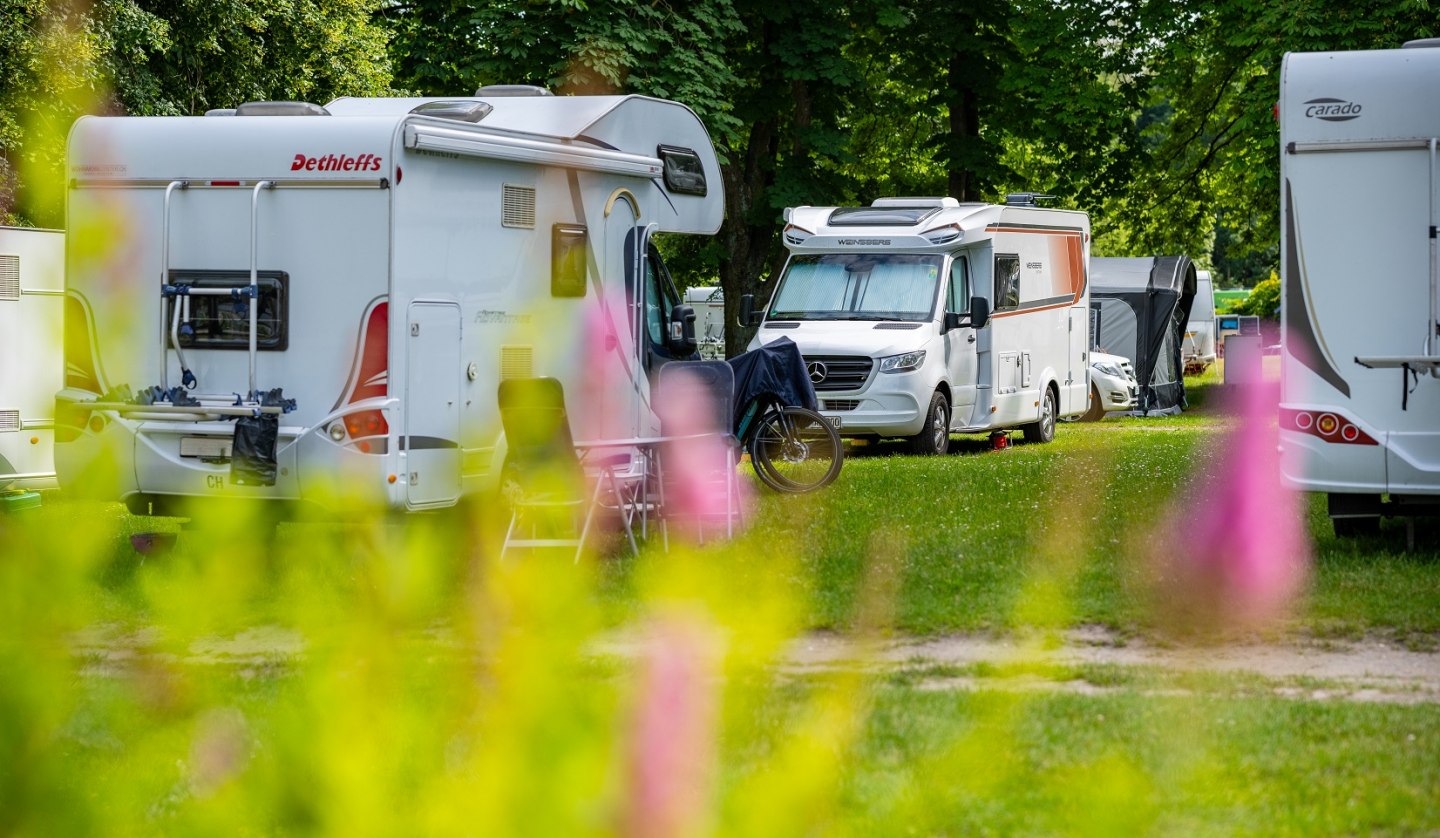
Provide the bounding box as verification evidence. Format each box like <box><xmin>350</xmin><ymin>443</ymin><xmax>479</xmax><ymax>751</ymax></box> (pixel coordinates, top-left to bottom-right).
<box><xmin>743</xmin><ymin>195</ymin><xmax>1090</xmax><ymax>454</ymax></box>
<box><xmin>59</xmin><ymin>90</ymin><xmax>722</xmax><ymax>517</ymax></box>
<box><xmin>0</xmin><ymin>226</ymin><xmax>64</xmax><ymax>490</ymax></box>
<box><xmin>683</xmin><ymin>285</ymin><xmax>725</xmax><ymax>359</ymax></box>
<box><xmin>1184</xmin><ymin>270</ymin><xmax>1217</xmax><ymax>373</ymax></box>
<box><xmin>1279</xmin><ymin>42</ymin><xmax>1440</xmax><ymax>534</ymax></box>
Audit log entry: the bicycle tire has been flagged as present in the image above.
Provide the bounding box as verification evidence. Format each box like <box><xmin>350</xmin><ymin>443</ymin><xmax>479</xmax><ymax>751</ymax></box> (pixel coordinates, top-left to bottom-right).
<box><xmin>747</xmin><ymin>406</ymin><xmax>843</xmax><ymax>493</ymax></box>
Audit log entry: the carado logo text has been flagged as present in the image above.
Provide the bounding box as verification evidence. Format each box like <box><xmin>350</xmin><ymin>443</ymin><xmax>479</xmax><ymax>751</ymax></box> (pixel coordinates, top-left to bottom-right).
<box><xmin>1303</xmin><ymin>98</ymin><xmax>1362</xmax><ymax>122</ymax></box>
<box><xmin>290</xmin><ymin>153</ymin><xmax>383</xmax><ymax>172</ymax></box>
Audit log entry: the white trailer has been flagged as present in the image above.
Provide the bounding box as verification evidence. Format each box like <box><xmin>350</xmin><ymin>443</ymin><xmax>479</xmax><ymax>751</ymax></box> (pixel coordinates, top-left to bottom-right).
<box><xmin>1183</xmin><ymin>270</ymin><xmax>1217</xmax><ymax>374</ymax></box>
<box><xmin>1278</xmin><ymin>42</ymin><xmax>1440</xmax><ymax>534</ymax></box>
<box><xmin>683</xmin><ymin>285</ymin><xmax>725</xmax><ymax>359</ymax></box>
<box><xmin>60</xmin><ymin>90</ymin><xmax>722</xmax><ymax>517</ymax></box>
<box><xmin>743</xmin><ymin>195</ymin><xmax>1090</xmax><ymax>454</ymax></box>
<box><xmin>0</xmin><ymin>226</ymin><xmax>64</xmax><ymax>490</ymax></box>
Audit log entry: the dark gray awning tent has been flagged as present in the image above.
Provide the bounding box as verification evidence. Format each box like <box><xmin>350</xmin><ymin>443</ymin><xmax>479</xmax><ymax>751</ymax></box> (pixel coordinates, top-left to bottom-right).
<box><xmin>1089</xmin><ymin>256</ymin><xmax>1198</xmax><ymax>416</ymax></box>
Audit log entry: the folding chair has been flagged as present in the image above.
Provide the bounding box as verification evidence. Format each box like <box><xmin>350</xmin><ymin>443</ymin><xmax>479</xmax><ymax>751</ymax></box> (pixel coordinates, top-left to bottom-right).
<box><xmin>497</xmin><ymin>377</ymin><xmax>642</xmax><ymax>561</ymax></box>
<box><xmin>653</xmin><ymin>361</ymin><xmax>743</xmax><ymax>545</ymax></box>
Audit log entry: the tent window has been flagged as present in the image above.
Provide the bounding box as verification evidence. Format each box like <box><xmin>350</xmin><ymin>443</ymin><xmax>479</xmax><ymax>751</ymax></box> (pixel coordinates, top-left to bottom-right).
<box><xmin>994</xmin><ymin>254</ymin><xmax>1020</xmax><ymax>310</ymax></box>
<box><xmin>552</xmin><ymin>224</ymin><xmax>588</xmax><ymax>298</ymax></box>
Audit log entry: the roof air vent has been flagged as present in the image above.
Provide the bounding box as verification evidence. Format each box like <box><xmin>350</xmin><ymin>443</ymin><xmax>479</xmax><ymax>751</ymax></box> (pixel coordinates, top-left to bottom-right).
<box><xmin>1004</xmin><ymin>192</ymin><xmax>1057</xmax><ymax>207</ymax></box>
<box><xmin>204</xmin><ymin>108</ymin><xmax>237</xmax><ymax>117</ymax></box>
<box><xmin>1402</xmin><ymin>38</ymin><xmax>1440</xmax><ymax>48</ymax></box>
<box><xmin>475</xmin><ymin>84</ymin><xmax>554</xmax><ymax>97</ymax></box>
<box><xmin>409</xmin><ymin>100</ymin><xmax>494</xmax><ymax>123</ymax></box>
<box><xmin>870</xmin><ymin>197</ymin><xmax>959</xmax><ymax>209</ymax></box>
<box><xmin>235</xmin><ymin>101</ymin><xmax>330</xmax><ymax>116</ymax></box>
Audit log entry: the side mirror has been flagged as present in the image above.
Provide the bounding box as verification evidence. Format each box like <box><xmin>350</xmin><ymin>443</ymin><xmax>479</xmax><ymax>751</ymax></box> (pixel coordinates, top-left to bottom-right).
<box><xmin>942</xmin><ymin>311</ymin><xmax>963</xmax><ymax>332</ymax></box>
<box><xmin>739</xmin><ymin>294</ymin><xmax>763</xmax><ymax>327</ymax></box>
<box><xmin>668</xmin><ymin>304</ymin><xmax>698</xmax><ymax>355</ymax></box>
<box><xmin>969</xmin><ymin>296</ymin><xmax>990</xmax><ymax>329</ymax></box>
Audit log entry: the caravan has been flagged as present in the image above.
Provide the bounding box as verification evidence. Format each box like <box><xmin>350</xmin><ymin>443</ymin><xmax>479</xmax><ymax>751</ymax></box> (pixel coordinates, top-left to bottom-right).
<box><xmin>0</xmin><ymin>226</ymin><xmax>64</xmax><ymax>490</ymax></box>
<box><xmin>1184</xmin><ymin>269</ymin><xmax>1217</xmax><ymax>374</ymax></box>
<box><xmin>1279</xmin><ymin>42</ymin><xmax>1440</xmax><ymax>533</ymax></box>
<box><xmin>59</xmin><ymin>90</ymin><xmax>723</xmax><ymax>516</ymax></box>
<box><xmin>743</xmin><ymin>195</ymin><xmax>1090</xmax><ymax>454</ymax></box>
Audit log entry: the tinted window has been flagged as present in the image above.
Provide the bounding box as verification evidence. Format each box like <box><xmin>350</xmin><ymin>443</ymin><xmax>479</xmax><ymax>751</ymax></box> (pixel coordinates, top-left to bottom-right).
<box><xmin>994</xmin><ymin>254</ymin><xmax>1020</xmax><ymax>311</ymax></box>
<box><xmin>658</xmin><ymin>145</ymin><xmax>707</xmax><ymax>196</ymax></box>
<box><xmin>552</xmin><ymin>224</ymin><xmax>587</xmax><ymax>297</ymax></box>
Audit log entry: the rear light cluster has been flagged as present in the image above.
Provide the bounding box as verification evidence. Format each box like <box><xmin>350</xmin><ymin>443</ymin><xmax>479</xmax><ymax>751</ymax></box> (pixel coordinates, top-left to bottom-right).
<box><xmin>329</xmin><ymin>300</ymin><xmax>390</xmax><ymax>454</ymax></box>
<box><xmin>1280</xmin><ymin>408</ymin><xmax>1377</xmax><ymax>445</ymax></box>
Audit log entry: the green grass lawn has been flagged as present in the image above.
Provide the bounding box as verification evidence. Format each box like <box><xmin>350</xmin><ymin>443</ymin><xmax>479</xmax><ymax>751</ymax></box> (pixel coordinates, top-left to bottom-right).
<box><xmin>3</xmin><ymin>366</ymin><xmax>1438</xmax><ymax>833</ymax></box>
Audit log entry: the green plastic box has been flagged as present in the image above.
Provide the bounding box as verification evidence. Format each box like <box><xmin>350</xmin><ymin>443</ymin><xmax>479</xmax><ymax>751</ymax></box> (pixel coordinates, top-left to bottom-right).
<box><xmin>1</xmin><ymin>490</ymin><xmax>43</xmax><ymax>513</ymax></box>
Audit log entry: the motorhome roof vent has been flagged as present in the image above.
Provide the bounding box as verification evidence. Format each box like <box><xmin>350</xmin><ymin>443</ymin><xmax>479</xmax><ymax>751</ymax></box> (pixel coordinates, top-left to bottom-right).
<box><xmin>409</xmin><ymin>100</ymin><xmax>494</xmax><ymax>123</ymax></box>
<box><xmin>827</xmin><ymin>205</ymin><xmax>943</xmax><ymax>227</ymax></box>
<box><xmin>1004</xmin><ymin>192</ymin><xmax>1057</xmax><ymax>206</ymax></box>
<box><xmin>475</xmin><ymin>84</ymin><xmax>554</xmax><ymax>97</ymax></box>
<box><xmin>204</xmin><ymin>108</ymin><xmax>237</xmax><ymax>117</ymax></box>
<box><xmin>870</xmin><ymin>197</ymin><xmax>960</xmax><ymax>209</ymax></box>
<box><xmin>1402</xmin><ymin>38</ymin><xmax>1440</xmax><ymax>48</ymax></box>
<box><xmin>234</xmin><ymin>101</ymin><xmax>330</xmax><ymax>116</ymax></box>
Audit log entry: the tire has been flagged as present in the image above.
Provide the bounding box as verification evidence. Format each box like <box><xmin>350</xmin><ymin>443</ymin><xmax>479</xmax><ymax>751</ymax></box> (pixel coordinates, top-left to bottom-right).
<box><xmin>908</xmin><ymin>391</ymin><xmax>951</xmax><ymax>455</ymax></box>
<box><xmin>1022</xmin><ymin>387</ymin><xmax>1057</xmax><ymax>444</ymax></box>
<box><xmin>1078</xmin><ymin>384</ymin><xmax>1105</xmax><ymax>422</ymax></box>
<box><xmin>748</xmin><ymin>406</ymin><xmax>843</xmax><ymax>493</ymax></box>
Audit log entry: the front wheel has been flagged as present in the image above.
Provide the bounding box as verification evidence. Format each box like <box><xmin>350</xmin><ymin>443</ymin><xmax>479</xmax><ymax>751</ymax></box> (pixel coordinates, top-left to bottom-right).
<box><xmin>749</xmin><ymin>407</ymin><xmax>843</xmax><ymax>493</ymax></box>
<box><xmin>1022</xmin><ymin>387</ymin><xmax>1057</xmax><ymax>444</ymax></box>
<box><xmin>909</xmin><ymin>391</ymin><xmax>951</xmax><ymax>455</ymax></box>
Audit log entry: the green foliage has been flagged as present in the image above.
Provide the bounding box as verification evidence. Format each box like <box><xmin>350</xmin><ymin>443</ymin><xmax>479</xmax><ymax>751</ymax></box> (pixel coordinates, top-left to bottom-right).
<box><xmin>1230</xmin><ymin>274</ymin><xmax>1281</xmax><ymax>318</ymax></box>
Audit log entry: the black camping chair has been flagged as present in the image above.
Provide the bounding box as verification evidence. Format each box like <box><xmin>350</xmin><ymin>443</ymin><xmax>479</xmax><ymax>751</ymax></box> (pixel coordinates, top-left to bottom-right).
<box><xmin>497</xmin><ymin>377</ymin><xmax>642</xmax><ymax>561</ymax></box>
<box><xmin>654</xmin><ymin>360</ymin><xmax>743</xmax><ymax>544</ymax></box>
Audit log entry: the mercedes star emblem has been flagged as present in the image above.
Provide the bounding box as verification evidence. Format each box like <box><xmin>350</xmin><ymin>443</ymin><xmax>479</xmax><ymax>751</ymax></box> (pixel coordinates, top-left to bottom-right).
<box><xmin>807</xmin><ymin>361</ymin><xmax>828</xmax><ymax>384</ymax></box>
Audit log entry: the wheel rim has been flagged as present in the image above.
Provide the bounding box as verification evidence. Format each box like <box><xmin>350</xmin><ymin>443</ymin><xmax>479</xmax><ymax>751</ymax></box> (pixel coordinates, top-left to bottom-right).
<box><xmin>1042</xmin><ymin>392</ymin><xmax>1055</xmax><ymax>438</ymax></box>
<box><xmin>930</xmin><ymin>401</ymin><xmax>947</xmax><ymax>450</ymax></box>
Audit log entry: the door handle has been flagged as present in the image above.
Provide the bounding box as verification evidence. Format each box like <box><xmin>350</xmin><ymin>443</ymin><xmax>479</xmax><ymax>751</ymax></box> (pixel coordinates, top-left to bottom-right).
<box><xmin>967</xmin><ymin>334</ymin><xmax>976</xmax><ymax>344</ymax></box>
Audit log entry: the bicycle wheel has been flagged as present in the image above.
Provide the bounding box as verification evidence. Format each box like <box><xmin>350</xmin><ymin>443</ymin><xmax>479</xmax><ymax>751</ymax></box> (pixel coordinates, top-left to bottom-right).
<box><xmin>748</xmin><ymin>406</ymin><xmax>843</xmax><ymax>493</ymax></box>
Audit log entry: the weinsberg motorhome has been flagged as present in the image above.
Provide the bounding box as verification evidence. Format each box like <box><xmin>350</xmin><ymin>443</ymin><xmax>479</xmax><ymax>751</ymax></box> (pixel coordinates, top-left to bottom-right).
<box><xmin>742</xmin><ymin>195</ymin><xmax>1090</xmax><ymax>454</ymax></box>
<box><xmin>59</xmin><ymin>89</ymin><xmax>723</xmax><ymax>516</ymax></box>
<box><xmin>1278</xmin><ymin>42</ymin><xmax>1440</xmax><ymax>534</ymax></box>
<box><xmin>0</xmin><ymin>226</ymin><xmax>64</xmax><ymax>490</ymax></box>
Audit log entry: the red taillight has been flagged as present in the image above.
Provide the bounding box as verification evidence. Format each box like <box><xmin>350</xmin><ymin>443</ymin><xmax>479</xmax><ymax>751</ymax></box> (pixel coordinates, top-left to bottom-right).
<box><xmin>1280</xmin><ymin>408</ymin><xmax>1377</xmax><ymax>445</ymax></box>
<box><xmin>343</xmin><ymin>409</ymin><xmax>389</xmax><ymax>440</ymax></box>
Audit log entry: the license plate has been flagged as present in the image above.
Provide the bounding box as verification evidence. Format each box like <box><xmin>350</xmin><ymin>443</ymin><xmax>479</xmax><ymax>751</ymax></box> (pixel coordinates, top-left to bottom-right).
<box><xmin>180</xmin><ymin>436</ymin><xmax>233</xmax><ymax>459</ymax></box>
<box><xmin>825</xmin><ymin>415</ymin><xmax>842</xmax><ymax>429</ymax></box>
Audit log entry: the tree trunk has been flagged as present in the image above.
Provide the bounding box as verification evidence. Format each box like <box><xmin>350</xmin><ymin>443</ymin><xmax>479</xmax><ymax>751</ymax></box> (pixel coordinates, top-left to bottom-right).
<box><xmin>945</xmin><ymin>53</ymin><xmax>982</xmax><ymax>202</ymax></box>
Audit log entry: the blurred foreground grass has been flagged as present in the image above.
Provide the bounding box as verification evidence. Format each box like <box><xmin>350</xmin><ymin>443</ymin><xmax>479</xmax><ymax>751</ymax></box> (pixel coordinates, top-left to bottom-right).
<box><xmin>3</xmin><ymin>368</ymin><xmax>1439</xmax><ymax>833</ymax></box>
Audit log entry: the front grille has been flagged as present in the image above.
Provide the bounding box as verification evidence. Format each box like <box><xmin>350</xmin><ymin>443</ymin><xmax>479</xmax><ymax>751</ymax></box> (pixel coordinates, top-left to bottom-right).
<box><xmin>803</xmin><ymin>355</ymin><xmax>872</xmax><ymax>391</ymax></box>
<box><xmin>824</xmin><ymin>399</ymin><xmax>861</xmax><ymax>411</ymax></box>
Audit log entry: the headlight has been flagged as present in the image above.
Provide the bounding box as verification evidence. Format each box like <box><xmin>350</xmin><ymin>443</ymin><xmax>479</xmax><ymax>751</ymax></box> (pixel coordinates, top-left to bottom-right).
<box><xmin>879</xmin><ymin>350</ymin><xmax>926</xmax><ymax>373</ymax></box>
<box><xmin>1093</xmin><ymin>362</ymin><xmax>1123</xmax><ymax>377</ymax></box>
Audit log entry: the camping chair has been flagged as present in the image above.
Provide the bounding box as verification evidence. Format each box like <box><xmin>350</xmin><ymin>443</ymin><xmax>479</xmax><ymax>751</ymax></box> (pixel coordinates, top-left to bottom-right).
<box><xmin>653</xmin><ymin>361</ymin><xmax>743</xmax><ymax>545</ymax></box>
<box><xmin>497</xmin><ymin>377</ymin><xmax>643</xmax><ymax>562</ymax></box>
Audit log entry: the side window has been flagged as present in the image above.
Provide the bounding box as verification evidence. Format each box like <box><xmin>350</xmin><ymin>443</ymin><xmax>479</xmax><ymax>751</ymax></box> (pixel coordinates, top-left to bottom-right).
<box><xmin>946</xmin><ymin>255</ymin><xmax>970</xmax><ymax>314</ymax></box>
<box><xmin>643</xmin><ymin>244</ymin><xmax>676</xmax><ymax>348</ymax></box>
<box><xmin>551</xmin><ymin>224</ymin><xmax>587</xmax><ymax>298</ymax></box>
<box><xmin>994</xmin><ymin>254</ymin><xmax>1020</xmax><ymax>311</ymax></box>
<box><xmin>167</xmin><ymin>270</ymin><xmax>288</xmax><ymax>351</ymax></box>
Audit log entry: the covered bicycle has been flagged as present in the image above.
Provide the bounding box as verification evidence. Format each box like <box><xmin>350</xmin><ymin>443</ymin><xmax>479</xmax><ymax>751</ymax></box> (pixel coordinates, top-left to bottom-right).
<box><xmin>725</xmin><ymin>337</ymin><xmax>842</xmax><ymax>493</ymax></box>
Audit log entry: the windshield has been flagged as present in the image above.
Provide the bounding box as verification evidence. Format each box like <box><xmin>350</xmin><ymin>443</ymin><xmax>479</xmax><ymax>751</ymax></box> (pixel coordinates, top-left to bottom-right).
<box><xmin>767</xmin><ymin>253</ymin><xmax>942</xmax><ymax>321</ymax></box>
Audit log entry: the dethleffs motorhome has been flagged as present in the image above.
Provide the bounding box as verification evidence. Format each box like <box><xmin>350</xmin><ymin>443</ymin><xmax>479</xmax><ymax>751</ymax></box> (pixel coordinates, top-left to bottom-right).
<box><xmin>59</xmin><ymin>90</ymin><xmax>722</xmax><ymax>516</ymax></box>
<box><xmin>0</xmin><ymin>226</ymin><xmax>64</xmax><ymax>490</ymax></box>
<box><xmin>1279</xmin><ymin>42</ymin><xmax>1440</xmax><ymax>534</ymax></box>
<box><xmin>743</xmin><ymin>195</ymin><xmax>1090</xmax><ymax>454</ymax></box>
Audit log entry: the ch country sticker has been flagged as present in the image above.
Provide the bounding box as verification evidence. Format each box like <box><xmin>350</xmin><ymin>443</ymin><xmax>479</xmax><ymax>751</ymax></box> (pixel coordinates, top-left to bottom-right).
<box><xmin>291</xmin><ymin>153</ymin><xmax>384</xmax><ymax>172</ymax></box>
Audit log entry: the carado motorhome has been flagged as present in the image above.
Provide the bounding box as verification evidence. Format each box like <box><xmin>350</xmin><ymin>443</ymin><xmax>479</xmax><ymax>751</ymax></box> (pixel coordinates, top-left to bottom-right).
<box><xmin>743</xmin><ymin>195</ymin><xmax>1090</xmax><ymax>454</ymax></box>
<box><xmin>60</xmin><ymin>90</ymin><xmax>722</xmax><ymax>516</ymax></box>
<box><xmin>0</xmin><ymin>226</ymin><xmax>64</xmax><ymax>490</ymax></box>
<box><xmin>1279</xmin><ymin>42</ymin><xmax>1440</xmax><ymax>534</ymax></box>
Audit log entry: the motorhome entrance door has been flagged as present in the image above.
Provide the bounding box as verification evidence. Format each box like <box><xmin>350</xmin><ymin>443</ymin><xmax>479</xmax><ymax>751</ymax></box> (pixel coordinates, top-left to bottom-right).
<box><xmin>405</xmin><ymin>301</ymin><xmax>462</xmax><ymax>507</ymax></box>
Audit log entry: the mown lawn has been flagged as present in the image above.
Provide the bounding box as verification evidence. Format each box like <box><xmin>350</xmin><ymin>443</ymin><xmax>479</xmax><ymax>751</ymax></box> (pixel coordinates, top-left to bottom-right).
<box><xmin>3</xmin><ymin>369</ymin><xmax>1439</xmax><ymax>833</ymax></box>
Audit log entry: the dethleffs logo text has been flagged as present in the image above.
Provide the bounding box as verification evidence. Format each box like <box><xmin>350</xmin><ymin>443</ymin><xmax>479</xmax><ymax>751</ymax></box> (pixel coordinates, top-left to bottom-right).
<box><xmin>290</xmin><ymin>153</ymin><xmax>383</xmax><ymax>172</ymax></box>
<box><xmin>1303</xmin><ymin>98</ymin><xmax>1363</xmax><ymax>122</ymax></box>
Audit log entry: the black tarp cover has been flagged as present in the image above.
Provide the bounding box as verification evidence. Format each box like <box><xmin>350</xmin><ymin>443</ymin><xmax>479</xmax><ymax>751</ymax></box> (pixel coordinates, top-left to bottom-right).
<box><xmin>725</xmin><ymin>337</ymin><xmax>819</xmax><ymax>432</ymax></box>
<box><xmin>1089</xmin><ymin>256</ymin><xmax>1197</xmax><ymax>416</ymax></box>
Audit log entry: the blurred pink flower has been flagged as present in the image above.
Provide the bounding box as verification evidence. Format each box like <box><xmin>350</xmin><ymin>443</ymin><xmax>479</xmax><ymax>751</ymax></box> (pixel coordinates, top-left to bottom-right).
<box><xmin>654</xmin><ymin>367</ymin><xmax>749</xmax><ymax>541</ymax></box>
<box><xmin>1153</xmin><ymin>381</ymin><xmax>1311</xmax><ymax>634</ymax></box>
<box><xmin>624</xmin><ymin>614</ymin><xmax>718</xmax><ymax>838</ymax></box>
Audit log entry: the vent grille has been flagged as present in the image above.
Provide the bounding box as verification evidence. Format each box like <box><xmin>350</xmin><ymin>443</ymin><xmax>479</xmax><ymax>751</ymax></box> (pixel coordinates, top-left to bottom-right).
<box><xmin>502</xmin><ymin>184</ymin><xmax>536</xmax><ymax>228</ymax></box>
<box><xmin>874</xmin><ymin>322</ymin><xmax>922</xmax><ymax>330</ymax></box>
<box><xmin>824</xmin><ymin>400</ymin><xmax>861</xmax><ymax>411</ymax></box>
<box><xmin>0</xmin><ymin>410</ymin><xmax>19</xmax><ymax>432</ymax></box>
<box><xmin>500</xmin><ymin>345</ymin><xmax>533</xmax><ymax>380</ymax></box>
<box><xmin>803</xmin><ymin>355</ymin><xmax>872</xmax><ymax>391</ymax></box>
<box><xmin>763</xmin><ymin>322</ymin><xmax>799</xmax><ymax>329</ymax></box>
<box><xmin>0</xmin><ymin>255</ymin><xmax>18</xmax><ymax>301</ymax></box>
